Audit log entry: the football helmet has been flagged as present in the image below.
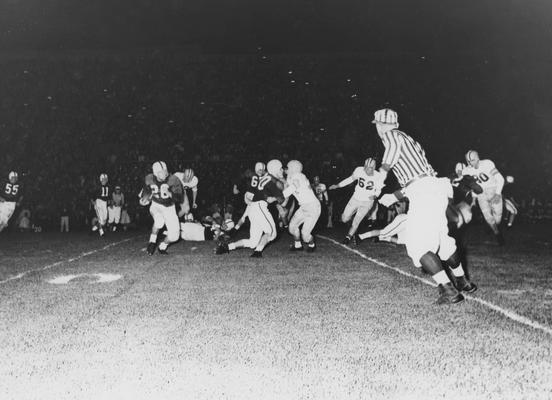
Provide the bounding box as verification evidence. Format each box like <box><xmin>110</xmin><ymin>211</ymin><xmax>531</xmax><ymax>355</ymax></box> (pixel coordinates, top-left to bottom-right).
<box><xmin>465</xmin><ymin>150</ymin><xmax>480</xmax><ymax>167</ymax></box>
<box><xmin>8</xmin><ymin>171</ymin><xmax>18</xmax><ymax>183</ymax></box>
<box><xmin>99</xmin><ymin>173</ymin><xmax>108</xmax><ymax>185</ymax></box>
<box><xmin>152</xmin><ymin>161</ymin><xmax>169</xmax><ymax>181</ymax></box>
<box><xmin>267</xmin><ymin>159</ymin><xmax>284</xmax><ymax>179</ymax></box>
<box><xmin>254</xmin><ymin>162</ymin><xmax>266</xmax><ymax>176</ymax></box>
<box><xmin>455</xmin><ymin>162</ymin><xmax>466</xmax><ymax>176</ymax></box>
<box><xmin>363</xmin><ymin>158</ymin><xmax>376</xmax><ymax>175</ymax></box>
<box><xmin>182</xmin><ymin>168</ymin><xmax>195</xmax><ymax>183</ymax></box>
<box><xmin>286</xmin><ymin>160</ymin><xmax>303</xmax><ymax>177</ymax></box>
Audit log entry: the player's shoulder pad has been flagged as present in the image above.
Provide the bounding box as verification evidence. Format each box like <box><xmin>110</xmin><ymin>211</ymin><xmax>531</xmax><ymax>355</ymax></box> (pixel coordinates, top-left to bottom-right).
<box><xmin>353</xmin><ymin>167</ymin><xmax>364</xmax><ymax>177</ymax></box>
<box><xmin>481</xmin><ymin>159</ymin><xmax>496</xmax><ymax>169</ymax></box>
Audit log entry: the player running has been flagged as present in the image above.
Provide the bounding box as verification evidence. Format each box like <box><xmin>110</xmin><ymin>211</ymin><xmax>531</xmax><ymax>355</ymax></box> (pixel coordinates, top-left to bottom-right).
<box><xmin>139</xmin><ymin>161</ymin><xmax>183</xmax><ymax>255</ymax></box>
<box><xmin>328</xmin><ymin>158</ymin><xmax>385</xmax><ymax>245</ymax></box>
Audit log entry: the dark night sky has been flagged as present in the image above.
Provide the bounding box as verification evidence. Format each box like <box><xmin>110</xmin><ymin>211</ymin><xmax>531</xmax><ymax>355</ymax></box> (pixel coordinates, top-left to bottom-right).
<box><xmin>1</xmin><ymin>0</ymin><xmax>552</xmax><ymax>56</ymax></box>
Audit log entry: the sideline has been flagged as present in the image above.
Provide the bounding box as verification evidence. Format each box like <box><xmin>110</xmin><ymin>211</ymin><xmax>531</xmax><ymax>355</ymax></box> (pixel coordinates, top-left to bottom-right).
<box><xmin>0</xmin><ymin>237</ymin><xmax>137</xmax><ymax>285</ymax></box>
<box><xmin>319</xmin><ymin>235</ymin><xmax>552</xmax><ymax>337</ymax></box>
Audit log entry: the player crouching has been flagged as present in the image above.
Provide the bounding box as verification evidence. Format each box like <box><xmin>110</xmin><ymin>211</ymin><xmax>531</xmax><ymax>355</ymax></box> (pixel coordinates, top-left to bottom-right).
<box><xmin>139</xmin><ymin>161</ymin><xmax>184</xmax><ymax>255</ymax></box>
<box><xmin>215</xmin><ymin>159</ymin><xmax>284</xmax><ymax>258</ymax></box>
<box><xmin>283</xmin><ymin>160</ymin><xmax>321</xmax><ymax>252</ymax></box>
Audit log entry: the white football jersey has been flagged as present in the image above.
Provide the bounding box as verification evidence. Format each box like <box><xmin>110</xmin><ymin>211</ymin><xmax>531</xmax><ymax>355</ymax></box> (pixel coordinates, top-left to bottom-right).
<box><xmin>175</xmin><ymin>173</ymin><xmax>199</xmax><ymax>190</ymax></box>
<box><xmin>462</xmin><ymin>159</ymin><xmax>500</xmax><ymax>191</ymax></box>
<box><xmin>284</xmin><ymin>173</ymin><xmax>319</xmax><ymax>205</ymax></box>
<box><xmin>352</xmin><ymin>167</ymin><xmax>386</xmax><ymax>201</ymax></box>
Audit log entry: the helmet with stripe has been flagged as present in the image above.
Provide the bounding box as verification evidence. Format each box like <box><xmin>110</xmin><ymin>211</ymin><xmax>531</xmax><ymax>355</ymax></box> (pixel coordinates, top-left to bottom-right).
<box><xmin>152</xmin><ymin>161</ymin><xmax>169</xmax><ymax>181</ymax></box>
<box><xmin>465</xmin><ymin>150</ymin><xmax>480</xmax><ymax>167</ymax></box>
<box><xmin>363</xmin><ymin>158</ymin><xmax>376</xmax><ymax>175</ymax></box>
<box><xmin>372</xmin><ymin>109</ymin><xmax>399</xmax><ymax>125</ymax></box>
<box><xmin>8</xmin><ymin>171</ymin><xmax>18</xmax><ymax>182</ymax></box>
<box><xmin>455</xmin><ymin>162</ymin><xmax>466</xmax><ymax>176</ymax></box>
<box><xmin>181</xmin><ymin>168</ymin><xmax>195</xmax><ymax>183</ymax></box>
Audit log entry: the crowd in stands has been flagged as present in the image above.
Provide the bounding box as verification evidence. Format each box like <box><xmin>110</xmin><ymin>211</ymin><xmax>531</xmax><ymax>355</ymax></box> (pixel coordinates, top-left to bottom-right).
<box><xmin>0</xmin><ymin>49</ymin><xmax>550</xmax><ymax>231</ymax></box>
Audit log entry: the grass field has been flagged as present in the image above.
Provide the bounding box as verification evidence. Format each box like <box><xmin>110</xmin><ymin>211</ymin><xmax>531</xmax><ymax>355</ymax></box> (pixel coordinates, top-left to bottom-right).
<box><xmin>1</xmin><ymin>223</ymin><xmax>551</xmax><ymax>400</ymax></box>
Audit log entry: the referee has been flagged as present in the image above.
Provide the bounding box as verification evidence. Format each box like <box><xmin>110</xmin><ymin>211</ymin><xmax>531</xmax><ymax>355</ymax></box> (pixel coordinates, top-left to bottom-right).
<box><xmin>373</xmin><ymin>108</ymin><xmax>477</xmax><ymax>304</ymax></box>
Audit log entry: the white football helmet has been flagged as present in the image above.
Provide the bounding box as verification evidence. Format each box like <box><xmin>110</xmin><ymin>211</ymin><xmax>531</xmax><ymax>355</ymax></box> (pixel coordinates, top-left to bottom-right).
<box><xmin>465</xmin><ymin>150</ymin><xmax>480</xmax><ymax>167</ymax></box>
<box><xmin>181</xmin><ymin>168</ymin><xmax>195</xmax><ymax>183</ymax></box>
<box><xmin>286</xmin><ymin>160</ymin><xmax>303</xmax><ymax>177</ymax></box>
<box><xmin>267</xmin><ymin>159</ymin><xmax>284</xmax><ymax>179</ymax></box>
<box><xmin>363</xmin><ymin>158</ymin><xmax>376</xmax><ymax>175</ymax></box>
<box><xmin>455</xmin><ymin>162</ymin><xmax>466</xmax><ymax>176</ymax></box>
<box><xmin>254</xmin><ymin>162</ymin><xmax>266</xmax><ymax>176</ymax></box>
<box><xmin>8</xmin><ymin>171</ymin><xmax>18</xmax><ymax>183</ymax></box>
<box><xmin>99</xmin><ymin>173</ymin><xmax>108</xmax><ymax>185</ymax></box>
<box><xmin>152</xmin><ymin>161</ymin><xmax>169</xmax><ymax>181</ymax></box>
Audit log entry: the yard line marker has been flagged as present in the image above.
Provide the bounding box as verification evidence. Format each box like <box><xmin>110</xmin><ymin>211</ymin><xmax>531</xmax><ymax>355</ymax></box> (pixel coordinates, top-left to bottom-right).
<box><xmin>320</xmin><ymin>235</ymin><xmax>552</xmax><ymax>337</ymax></box>
<box><xmin>0</xmin><ymin>237</ymin><xmax>136</xmax><ymax>285</ymax></box>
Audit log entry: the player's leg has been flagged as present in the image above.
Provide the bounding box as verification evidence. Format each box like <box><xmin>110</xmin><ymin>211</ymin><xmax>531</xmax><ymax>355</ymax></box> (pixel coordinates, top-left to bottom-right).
<box><xmin>252</xmin><ymin>203</ymin><xmax>277</xmax><ymax>256</ymax></box>
<box><xmin>341</xmin><ymin>198</ymin><xmax>359</xmax><ymax>244</ymax></box>
<box><xmin>95</xmin><ymin>199</ymin><xmax>108</xmax><ymax>236</ymax></box>
<box><xmin>219</xmin><ymin>206</ymin><xmax>263</xmax><ymax>253</ymax></box>
<box><xmin>288</xmin><ymin>206</ymin><xmax>306</xmax><ymax>251</ymax></box>
<box><xmin>348</xmin><ymin>201</ymin><xmax>372</xmax><ymax>238</ymax></box>
<box><xmin>113</xmin><ymin>206</ymin><xmax>122</xmax><ymax>231</ymax></box>
<box><xmin>158</xmin><ymin>205</ymin><xmax>180</xmax><ymax>254</ymax></box>
<box><xmin>326</xmin><ymin>201</ymin><xmax>333</xmax><ymax>228</ymax></box>
<box><xmin>0</xmin><ymin>203</ymin><xmax>10</xmax><ymax>232</ymax></box>
<box><xmin>301</xmin><ymin>202</ymin><xmax>321</xmax><ymax>251</ymax></box>
<box><xmin>504</xmin><ymin>198</ymin><xmax>518</xmax><ymax>227</ymax></box>
<box><xmin>404</xmin><ymin>179</ymin><xmax>463</xmax><ymax>304</ymax></box>
<box><xmin>477</xmin><ymin>197</ymin><xmax>499</xmax><ymax>234</ymax></box>
<box><xmin>179</xmin><ymin>191</ymin><xmax>191</xmax><ymax>219</ymax></box>
<box><xmin>147</xmin><ymin>203</ymin><xmax>165</xmax><ymax>255</ymax></box>
<box><xmin>491</xmin><ymin>193</ymin><xmax>504</xmax><ymax>226</ymax></box>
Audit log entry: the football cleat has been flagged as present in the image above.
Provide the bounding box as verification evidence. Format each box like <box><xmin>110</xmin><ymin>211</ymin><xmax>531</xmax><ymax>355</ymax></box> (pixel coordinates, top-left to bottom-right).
<box><xmin>99</xmin><ymin>229</ymin><xmax>105</xmax><ymax>237</ymax></box>
<box><xmin>452</xmin><ymin>275</ymin><xmax>478</xmax><ymax>293</ymax></box>
<box><xmin>215</xmin><ymin>242</ymin><xmax>229</xmax><ymax>255</ymax></box>
<box><xmin>250</xmin><ymin>251</ymin><xmax>263</xmax><ymax>258</ymax></box>
<box><xmin>146</xmin><ymin>242</ymin><xmax>156</xmax><ymax>255</ymax></box>
<box><xmin>495</xmin><ymin>232</ymin><xmax>505</xmax><ymax>246</ymax></box>
<box><xmin>306</xmin><ymin>245</ymin><xmax>316</xmax><ymax>253</ymax></box>
<box><xmin>289</xmin><ymin>244</ymin><xmax>304</xmax><ymax>252</ymax></box>
<box><xmin>352</xmin><ymin>234</ymin><xmax>361</xmax><ymax>245</ymax></box>
<box><xmin>158</xmin><ymin>248</ymin><xmax>168</xmax><ymax>255</ymax></box>
<box><xmin>91</xmin><ymin>225</ymin><xmax>98</xmax><ymax>232</ymax></box>
<box><xmin>436</xmin><ymin>283</ymin><xmax>465</xmax><ymax>305</ymax></box>
<box><xmin>341</xmin><ymin>236</ymin><xmax>352</xmax><ymax>245</ymax></box>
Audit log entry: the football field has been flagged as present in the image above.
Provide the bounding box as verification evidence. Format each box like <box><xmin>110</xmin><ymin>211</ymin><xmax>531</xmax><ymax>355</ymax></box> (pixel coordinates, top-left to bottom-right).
<box><xmin>1</xmin><ymin>224</ymin><xmax>551</xmax><ymax>400</ymax></box>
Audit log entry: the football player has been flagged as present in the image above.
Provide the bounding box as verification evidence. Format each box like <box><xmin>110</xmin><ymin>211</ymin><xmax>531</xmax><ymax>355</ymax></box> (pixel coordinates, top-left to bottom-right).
<box><xmin>140</xmin><ymin>161</ymin><xmax>183</xmax><ymax>255</ymax></box>
<box><xmin>0</xmin><ymin>171</ymin><xmax>23</xmax><ymax>233</ymax></box>
<box><xmin>328</xmin><ymin>158</ymin><xmax>386</xmax><ymax>245</ymax></box>
<box><xmin>447</xmin><ymin>162</ymin><xmax>483</xmax><ymax>230</ymax></box>
<box><xmin>283</xmin><ymin>160</ymin><xmax>321</xmax><ymax>252</ymax></box>
<box><xmin>107</xmin><ymin>186</ymin><xmax>125</xmax><ymax>231</ymax></box>
<box><xmin>91</xmin><ymin>173</ymin><xmax>110</xmax><ymax>236</ymax></box>
<box><xmin>216</xmin><ymin>159</ymin><xmax>284</xmax><ymax>258</ymax></box>
<box><xmin>174</xmin><ymin>168</ymin><xmax>198</xmax><ymax>220</ymax></box>
<box><xmin>462</xmin><ymin>150</ymin><xmax>505</xmax><ymax>245</ymax></box>
<box><xmin>180</xmin><ymin>217</ymin><xmax>234</xmax><ymax>242</ymax></box>
<box><xmin>312</xmin><ymin>175</ymin><xmax>332</xmax><ymax>229</ymax></box>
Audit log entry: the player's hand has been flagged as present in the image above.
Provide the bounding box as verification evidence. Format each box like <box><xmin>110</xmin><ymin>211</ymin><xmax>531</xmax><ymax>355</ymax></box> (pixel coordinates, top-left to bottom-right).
<box><xmin>329</xmin><ymin>185</ymin><xmax>338</xmax><ymax>191</ymax></box>
<box><xmin>234</xmin><ymin>224</ymin><xmax>241</xmax><ymax>231</ymax></box>
<box><xmin>192</xmin><ymin>203</ymin><xmax>198</xmax><ymax>209</ymax></box>
<box><xmin>379</xmin><ymin>193</ymin><xmax>398</xmax><ymax>207</ymax></box>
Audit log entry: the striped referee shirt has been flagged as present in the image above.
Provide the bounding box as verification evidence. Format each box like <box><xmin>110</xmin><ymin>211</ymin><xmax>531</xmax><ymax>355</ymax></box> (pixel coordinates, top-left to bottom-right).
<box><xmin>380</xmin><ymin>129</ymin><xmax>434</xmax><ymax>187</ymax></box>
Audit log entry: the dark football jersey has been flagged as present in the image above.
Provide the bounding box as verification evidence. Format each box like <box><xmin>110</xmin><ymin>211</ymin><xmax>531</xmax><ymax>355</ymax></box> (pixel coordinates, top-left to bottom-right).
<box><xmin>96</xmin><ymin>184</ymin><xmax>111</xmax><ymax>201</ymax></box>
<box><xmin>144</xmin><ymin>173</ymin><xmax>183</xmax><ymax>207</ymax></box>
<box><xmin>451</xmin><ymin>175</ymin><xmax>482</xmax><ymax>204</ymax></box>
<box><xmin>250</xmin><ymin>174</ymin><xmax>284</xmax><ymax>202</ymax></box>
<box><xmin>1</xmin><ymin>179</ymin><xmax>22</xmax><ymax>202</ymax></box>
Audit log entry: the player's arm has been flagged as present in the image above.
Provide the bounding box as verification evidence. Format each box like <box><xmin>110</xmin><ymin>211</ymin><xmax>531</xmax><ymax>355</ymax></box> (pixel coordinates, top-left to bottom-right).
<box><xmin>380</xmin><ymin>131</ymin><xmax>401</xmax><ymax>175</ymax></box>
<box><xmin>491</xmin><ymin>167</ymin><xmax>505</xmax><ymax>195</ymax></box>
<box><xmin>328</xmin><ymin>175</ymin><xmax>355</xmax><ymax>191</ymax></box>
<box><xmin>378</xmin><ymin>188</ymin><xmax>405</xmax><ymax>207</ymax></box>
<box><xmin>191</xmin><ymin>178</ymin><xmax>198</xmax><ymax>208</ymax></box>
<box><xmin>171</xmin><ymin>178</ymin><xmax>184</xmax><ymax>204</ymax></box>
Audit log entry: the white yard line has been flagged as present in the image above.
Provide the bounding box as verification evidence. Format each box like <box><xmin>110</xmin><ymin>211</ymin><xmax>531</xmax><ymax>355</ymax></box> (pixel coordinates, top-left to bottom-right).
<box><xmin>319</xmin><ymin>235</ymin><xmax>552</xmax><ymax>337</ymax></box>
<box><xmin>0</xmin><ymin>237</ymin><xmax>136</xmax><ymax>285</ymax></box>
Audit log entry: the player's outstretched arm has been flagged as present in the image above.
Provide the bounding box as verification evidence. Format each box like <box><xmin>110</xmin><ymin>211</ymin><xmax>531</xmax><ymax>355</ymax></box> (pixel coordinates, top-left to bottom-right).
<box><xmin>329</xmin><ymin>175</ymin><xmax>355</xmax><ymax>191</ymax></box>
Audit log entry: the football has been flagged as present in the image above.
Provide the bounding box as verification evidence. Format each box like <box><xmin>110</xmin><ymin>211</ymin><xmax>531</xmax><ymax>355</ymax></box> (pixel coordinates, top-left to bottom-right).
<box><xmin>138</xmin><ymin>188</ymin><xmax>153</xmax><ymax>206</ymax></box>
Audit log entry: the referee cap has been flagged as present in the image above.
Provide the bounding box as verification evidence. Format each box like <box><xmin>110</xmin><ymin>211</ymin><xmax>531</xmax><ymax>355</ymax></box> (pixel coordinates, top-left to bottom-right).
<box><xmin>372</xmin><ymin>109</ymin><xmax>398</xmax><ymax>125</ymax></box>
